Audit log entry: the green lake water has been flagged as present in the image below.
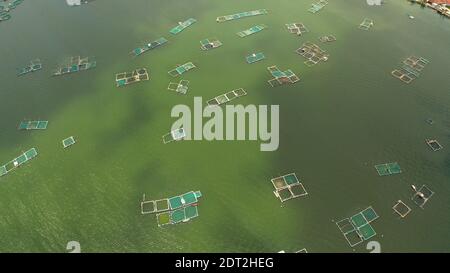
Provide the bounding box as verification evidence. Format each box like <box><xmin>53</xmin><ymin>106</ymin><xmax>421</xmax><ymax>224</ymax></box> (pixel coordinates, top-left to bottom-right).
<box><xmin>0</xmin><ymin>0</ymin><xmax>449</xmax><ymax>252</ymax></box>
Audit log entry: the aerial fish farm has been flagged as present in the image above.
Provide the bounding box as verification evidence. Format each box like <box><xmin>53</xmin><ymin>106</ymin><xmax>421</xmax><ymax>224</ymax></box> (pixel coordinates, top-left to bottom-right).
<box><xmin>168</xmin><ymin>62</ymin><xmax>196</xmax><ymax>77</ymax></box>
<box><xmin>167</xmin><ymin>79</ymin><xmax>190</xmax><ymax>95</ymax></box>
<box><xmin>115</xmin><ymin>68</ymin><xmax>149</xmax><ymax>87</ymax></box>
<box><xmin>267</xmin><ymin>66</ymin><xmax>300</xmax><ymax>87</ymax></box>
<box><xmin>169</xmin><ymin>18</ymin><xmax>197</xmax><ymax>35</ymax></box>
<box><xmin>162</xmin><ymin>128</ymin><xmax>186</xmax><ymax>144</ymax></box>
<box><xmin>336</xmin><ymin>206</ymin><xmax>379</xmax><ymax>247</ymax></box>
<box><xmin>200</xmin><ymin>38</ymin><xmax>223</xmax><ymax>51</ymax></box>
<box><xmin>0</xmin><ymin>148</ymin><xmax>37</xmax><ymax>178</ymax></box>
<box><xmin>17</xmin><ymin>120</ymin><xmax>48</xmax><ymax>130</ymax></box>
<box><xmin>308</xmin><ymin>0</ymin><xmax>328</xmax><ymax>14</ymax></box>
<box><xmin>237</xmin><ymin>24</ymin><xmax>267</xmax><ymax>38</ymax></box>
<box><xmin>216</xmin><ymin>9</ymin><xmax>268</xmax><ymax>23</ymax></box>
<box><xmin>359</xmin><ymin>18</ymin><xmax>374</xmax><ymax>30</ymax></box>
<box><xmin>285</xmin><ymin>23</ymin><xmax>309</xmax><ymax>36</ymax></box>
<box><xmin>246</xmin><ymin>52</ymin><xmax>266</xmax><ymax>64</ymax></box>
<box><xmin>141</xmin><ymin>191</ymin><xmax>203</xmax><ymax>227</ymax></box>
<box><xmin>206</xmin><ymin>88</ymin><xmax>247</xmax><ymax>106</ymax></box>
<box><xmin>319</xmin><ymin>35</ymin><xmax>337</xmax><ymax>43</ymax></box>
<box><xmin>52</xmin><ymin>56</ymin><xmax>96</xmax><ymax>76</ymax></box>
<box><xmin>17</xmin><ymin>59</ymin><xmax>42</xmax><ymax>76</ymax></box>
<box><xmin>271</xmin><ymin>173</ymin><xmax>308</xmax><ymax>203</ymax></box>
<box><xmin>130</xmin><ymin>37</ymin><xmax>168</xmax><ymax>57</ymax></box>
<box><xmin>391</xmin><ymin>56</ymin><xmax>430</xmax><ymax>84</ymax></box>
<box><xmin>295</xmin><ymin>42</ymin><xmax>329</xmax><ymax>67</ymax></box>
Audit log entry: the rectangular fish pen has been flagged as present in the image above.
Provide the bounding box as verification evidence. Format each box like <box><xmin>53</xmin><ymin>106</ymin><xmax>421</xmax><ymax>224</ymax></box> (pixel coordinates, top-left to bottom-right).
<box><xmin>308</xmin><ymin>0</ymin><xmax>328</xmax><ymax>13</ymax></box>
<box><xmin>140</xmin><ymin>194</ymin><xmax>170</xmax><ymax>214</ymax></box>
<box><xmin>157</xmin><ymin>205</ymin><xmax>199</xmax><ymax>227</ymax></box>
<box><xmin>162</xmin><ymin>128</ymin><xmax>186</xmax><ymax>144</ymax></box>
<box><xmin>237</xmin><ymin>24</ymin><xmax>267</xmax><ymax>38</ymax></box>
<box><xmin>216</xmin><ymin>9</ymin><xmax>268</xmax><ymax>23</ymax></box>
<box><xmin>144</xmin><ymin>191</ymin><xmax>203</xmax><ymax>227</ymax></box>
<box><xmin>130</xmin><ymin>37</ymin><xmax>168</xmax><ymax>57</ymax></box>
<box><xmin>18</xmin><ymin>120</ymin><xmax>48</xmax><ymax>130</ymax></box>
<box><xmin>115</xmin><ymin>68</ymin><xmax>149</xmax><ymax>87</ymax></box>
<box><xmin>359</xmin><ymin>18</ymin><xmax>374</xmax><ymax>30</ymax></box>
<box><xmin>295</xmin><ymin>42</ymin><xmax>329</xmax><ymax>67</ymax></box>
<box><xmin>206</xmin><ymin>88</ymin><xmax>247</xmax><ymax>106</ymax></box>
<box><xmin>0</xmin><ymin>148</ymin><xmax>38</xmax><ymax>177</ymax></box>
<box><xmin>319</xmin><ymin>35</ymin><xmax>337</xmax><ymax>43</ymax></box>
<box><xmin>393</xmin><ymin>200</ymin><xmax>411</xmax><ymax>218</ymax></box>
<box><xmin>412</xmin><ymin>185</ymin><xmax>434</xmax><ymax>209</ymax></box>
<box><xmin>169</xmin><ymin>18</ymin><xmax>197</xmax><ymax>35</ymax></box>
<box><xmin>391</xmin><ymin>56</ymin><xmax>429</xmax><ymax>84</ymax></box>
<box><xmin>336</xmin><ymin>206</ymin><xmax>379</xmax><ymax>247</ymax></box>
<box><xmin>62</xmin><ymin>136</ymin><xmax>76</xmax><ymax>149</ymax></box>
<box><xmin>374</xmin><ymin>162</ymin><xmax>402</xmax><ymax>176</ymax></box>
<box><xmin>285</xmin><ymin>23</ymin><xmax>309</xmax><ymax>36</ymax></box>
<box><xmin>17</xmin><ymin>59</ymin><xmax>42</xmax><ymax>76</ymax></box>
<box><xmin>246</xmin><ymin>52</ymin><xmax>266</xmax><ymax>64</ymax></box>
<box><xmin>425</xmin><ymin>139</ymin><xmax>443</xmax><ymax>151</ymax></box>
<box><xmin>168</xmin><ymin>62</ymin><xmax>196</xmax><ymax>77</ymax></box>
<box><xmin>167</xmin><ymin>80</ymin><xmax>190</xmax><ymax>94</ymax></box>
<box><xmin>271</xmin><ymin>173</ymin><xmax>308</xmax><ymax>203</ymax></box>
<box><xmin>53</xmin><ymin>56</ymin><xmax>96</xmax><ymax>76</ymax></box>
<box><xmin>200</xmin><ymin>38</ymin><xmax>222</xmax><ymax>51</ymax></box>
<box><xmin>267</xmin><ymin>66</ymin><xmax>300</xmax><ymax>87</ymax></box>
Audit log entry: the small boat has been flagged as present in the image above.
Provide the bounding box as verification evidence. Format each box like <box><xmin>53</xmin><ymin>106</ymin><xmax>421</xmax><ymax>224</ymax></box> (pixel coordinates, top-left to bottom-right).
<box><xmin>408</xmin><ymin>14</ymin><xmax>415</xmax><ymax>19</ymax></box>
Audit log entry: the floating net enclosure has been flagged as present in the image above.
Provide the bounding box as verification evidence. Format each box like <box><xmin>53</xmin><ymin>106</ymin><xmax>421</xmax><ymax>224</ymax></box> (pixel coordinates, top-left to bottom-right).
<box><xmin>359</xmin><ymin>18</ymin><xmax>374</xmax><ymax>30</ymax></box>
<box><xmin>246</xmin><ymin>52</ymin><xmax>265</xmax><ymax>64</ymax></box>
<box><xmin>168</xmin><ymin>80</ymin><xmax>190</xmax><ymax>94</ymax></box>
<box><xmin>308</xmin><ymin>0</ymin><xmax>328</xmax><ymax>13</ymax></box>
<box><xmin>200</xmin><ymin>38</ymin><xmax>222</xmax><ymax>50</ymax></box>
<box><xmin>412</xmin><ymin>185</ymin><xmax>434</xmax><ymax>209</ymax></box>
<box><xmin>271</xmin><ymin>173</ymin><xmax>308</xmax><ymax>203</ymax></box>
<box><xmin>216</xmin><ymin>9</ymin><xmax>268</xmax><ymax>23</ymax></box>
<box><xmin>140</xmin><ymin>194</ymin><xmax>171</xmax><ymax>214</ymax></box>
<box><xmin>393</xmin><ymin>200</ymin><xmax>411</xmax><ymax>218</ymax></box>
<box><xmin>319</xmin><ymin>35</ymin><xmax>336</xmax><ymax>43</ymax></box>
<box><xmin>131</xmin><ymin>37</ymin><xmax>168</xmax><ymax>57</ymax></box>
<box><xmin>162</xmin><ymin>128</ymin><xmax>186</xmax><ymax>144</ymax></box>
<box><xmin>62</xmin><ymin>136</ymin><xmax>76</xmax><ymax>149</ymax></box>
<box><xmin>169</xmin><ymin>18</ymin><xmax>196</xmax><ymax>35</ymax></box>
<box><xmin>267</xmin><ymin>66</ymin><xmax>300</xmax><ymax>87</ymax></box>
<box><xmin>426</xmin><ymin>118</ymin><xmax>434</xmax><ymax>125</ymax></box>
<box><xmin>285</xmin><ymin>23</ymin><xmax>309</xmax><ymax>36</ymax></box>
<box><xmin>18</xmin><ymin>120</ymin><xmax>48</xmax><ymax>130</ymax></box>
<box><xmin>115</xmin><ymin>68</ymin><xmax>149</xmax><ymax>87</ymax></box>
<box><xmin>0</xmin><ymin>0</ymin><xmax>24</xmax><ymax>22</ymax></box>
<box><xmin>0</xmin><ymin>148</ymin><xmax>37</xmax><ymax>177</ymax></box>
<box><xmin>374</xmin><ymin>162</ymin><xmax>402</xmax><ymax>176</ymax></box>
<box><xmin>53</xmin><ymin>56</ymin><xmax>96</xmax><ymax>76</ymax></box>
<box><xmin>237</xmin><ymin>24</ymin><xmax>267</xmax><ymax>38</ymax></box>
<box><xmin>425</xmin><ymin>139</ymin><xmax>443</xmax><ymax>151</ymax></box>
<box><xmin>206</xmin><ymin>88</ymin><xmax>247</xmax><ymax>106</ymax></box>
<box><xmin>295</xmin><ymin>42</ymin><xmax>329</xmax><ymax>67</ymax></box>
<box><xmin>336</xmin><ymin>206</ymin><xmax>379</xmax><ymax>247</ymax></box>
<box><xmin>157</xmin><ymin>211</ymin><xmax>171</xmax><ymax>226</ymax></box>
<box><xmin>144</xmin><ymin>190</ymin><xmax>202</xmax><ymax>227</ymax></box>
<box><xmin>391</xmin><ymin>56</ymin><xmax>429</xmax><ymax>84</ymax></box>
<box><xmin>168</xmin><ymin>62</ymin><xmax>196</xmax><ymax>77</ymax></box>
<box><xmin>17</xmin><ymin>59</ymin><xmax>42</xmax><ymax>76</ymax></box>
<box><xmin>157</xmin><ymin>205</ymin><xmax>199</xmax><ymax>227</ymax></box>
